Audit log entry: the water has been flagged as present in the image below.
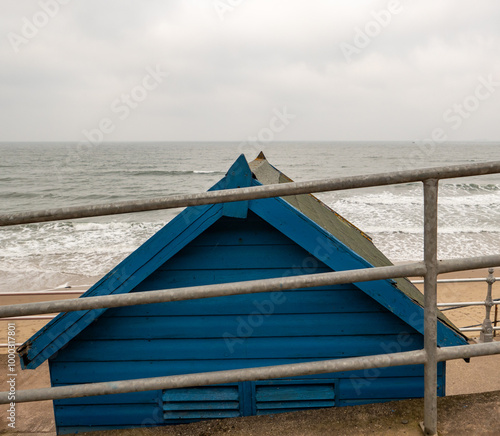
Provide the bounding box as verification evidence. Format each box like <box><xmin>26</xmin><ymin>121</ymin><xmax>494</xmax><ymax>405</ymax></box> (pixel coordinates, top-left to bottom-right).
<box><xmin>1</xmin><ymin>141</ymin><xmax>499</xmax><ymax>292</ymax></box>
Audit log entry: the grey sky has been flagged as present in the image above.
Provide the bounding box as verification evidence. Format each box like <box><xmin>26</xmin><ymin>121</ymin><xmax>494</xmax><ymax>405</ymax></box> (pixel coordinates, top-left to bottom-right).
<box><xmin>1</xmin><ymin>0</ymin><xmax>499</xmax><ymax>142</ymax></box>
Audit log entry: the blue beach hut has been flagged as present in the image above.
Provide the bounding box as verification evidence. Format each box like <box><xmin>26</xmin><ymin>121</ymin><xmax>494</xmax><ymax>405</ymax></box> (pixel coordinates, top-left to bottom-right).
<box><xmin>18</xmin><ymin>153</ymin><xmax>468</xmax><ymax>434</ymax></box>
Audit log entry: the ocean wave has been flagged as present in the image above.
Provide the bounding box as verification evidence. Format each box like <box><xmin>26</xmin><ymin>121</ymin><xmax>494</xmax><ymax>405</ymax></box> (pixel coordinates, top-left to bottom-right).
<box><xmin>326</xmin><ymin>190</ymin><xmax>500</xmax><ymax>208</ymax></box>
<box><xmin>0</xmin><ymin>221</ymin><xmax>165</xmax><ymax>262</ymax></box>
<box><xmin>441</xmin><ymin>182</ymin><xmax>500</xmax><ymax>192</ymax></box>
<box><xmin>102</xmin><ymin>169</ymin><xmax>224</xmax><ymax>177</ymax></box>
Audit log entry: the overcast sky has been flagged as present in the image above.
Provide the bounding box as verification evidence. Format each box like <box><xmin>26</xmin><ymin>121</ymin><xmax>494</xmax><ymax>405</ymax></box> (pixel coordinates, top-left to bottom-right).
<box><xmin>1</xmin><ymin>1</ymin><xmax>499</xmax><ymax>142</ymax></box>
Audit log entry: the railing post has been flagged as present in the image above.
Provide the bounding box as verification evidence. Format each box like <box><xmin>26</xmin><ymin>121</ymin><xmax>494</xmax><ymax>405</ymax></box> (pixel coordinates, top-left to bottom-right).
<box><xmin>423</xmin><ymin>179</ymin><xmax>439</xmax><ymax>436</ymax></box>
<box><xmin>495</xmin><ymin>302</ymin><xmax>498</xmax><ymax>338</ymax></box>
<box><xmin>480</xmin><ymin>268</ymin><xmax>495</xmax><ymax>343</ymax></box>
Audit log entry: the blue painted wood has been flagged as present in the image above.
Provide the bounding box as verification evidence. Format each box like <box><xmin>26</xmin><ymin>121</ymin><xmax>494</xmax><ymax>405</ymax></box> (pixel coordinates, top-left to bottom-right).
<box><xmin>50</xmin><ymin>361</ymin><xmax>435</xmax><ymax>384</ymax></box>
<box><xmin>221</xmin><ymin>154</ymin><xmax>252</xmax><ymax>218</ymax></box>
<box><xmin>54</xmin><ymin>404</ymin><xmax>161</xmax><ymax>426</ymax></box>
<box><xmin>441</xmin><ymin>359</ymin><xmax>446</xmax><ymax>396</ymax></box>
<box><xmin>256</xmin><ymin>400</ymin><xmax>334</xmax><ymax>410</ymax></box>
<box><xmin>54</xmin><ymin>390</ymin><xmax>161</xmax><ymax>406</ymax></box>
<box><xmin>248</xmin><ymin>187</ymin><xmax>468</xmax><ymax>347</ymax></box>
<box><xmin>254</xmin><ymin>379</ymin><xmax>336</xmax><ymax>414</ymax></box>
<box><xmin>163</xmin><ymin>386</ymin><xmax>239</xmax><ymax>401</ymax></box>
<box><xmin>57</xmin><ymin>426</ymin><xmax>159</xmax><ymax>435</ymax></box>
<box><xmin>51</xmin><ymin>334</ymin><xmax>424</xmax><ymax>362</ymax></box>
<box><xmin>336</xmin><ymin>398</ymin><xmax>395</xmax><ymax>406</ymax></box>
<box><xmin>103</xmin><ymin>288</ymin><xmax>384</xmax><ymax>317</ymax></box>
<box><xmin>163</xmin><ymin>410</ymin><xmax>240</xmax><ymax>419</ymax></box>
<box><xmin>23</xmin><ymin>202</ymin><xmax>224</xmax><ymax>369</ymax></box>
<box><xmin>189</xmin><ymin>214</ymin><xmax>295</xmax><ymax>246</ymax></box>
<box><xmin>162</xmin><ymin>384</ymin><xmax>243</xmax><ymax>420</ymax></box>
<box><xmin>338</xmin><ymin>374</ymin><xmax>445</xmax><ymax>399</ymax></box>
<box><xmin>256</xmin><ymin>407</ymin><xmax>328</xmax><ymax>415</ymax></box>
<box><xmin>158</xmin><ymin>244</ymin><xmax>325</xmax><ymax>271</ymax></box>
<box><xmin>162</xmin><ymin>402</ymin><xmax>240</xmax><ymax>411</ymax></box>
<box><xmin>241</xmin><ymin>381</ymin><xmax>253</xmax><ymax>417</ymax></box>
<box><xmin>255</xmin><ymin>384</ymin><xmax>335</xmax><ymax>401</ymax></box>
<box><xmin>76</xmin><ymin>312</ymin><xmax>411</xmax><ymax>340</ymax></box>
<box><xmin>136</xmin><ymin>267</ymin><xmax>334</xmax><ymax>291</ymax></box>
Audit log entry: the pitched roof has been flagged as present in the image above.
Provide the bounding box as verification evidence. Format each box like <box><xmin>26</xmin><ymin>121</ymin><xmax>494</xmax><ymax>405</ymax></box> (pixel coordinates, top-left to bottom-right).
<box><xmin>19</xmin><ymin>154</ymin><xmax>467</xmax><ymax>369</ymax></box>
<box><xmin>249</xmin><ymin>152</ymin><xmax>464</xmax><ymax>337</ymax></box>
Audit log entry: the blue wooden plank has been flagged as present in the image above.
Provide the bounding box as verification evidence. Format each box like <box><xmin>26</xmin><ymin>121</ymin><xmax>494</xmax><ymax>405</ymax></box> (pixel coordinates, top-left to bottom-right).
<box><xmin>163</xmin><ymin>410</ymin><xmax>240</xmax><ymax>419</ymax></box>
<box><xmin>103</xmin><ymin>288</ymin><xmax>384</xmax><ymax>317</ymax></box>
<box><xmin>158</xmin><ymin>244</ymin><xmax>327</xmax><ymax>271</ymax></box>
<box><xmin>51</xmin><ymin>359</ymin><xmax>438</xmax><ymax>386</ymax></box>
<box><xmin>23</xmin><ymin>203</ymin><xmax>224</xmax><ymax>369</ymax></box>
<box><xmin>221</xmin><ymin>154</ymin><xmax>252</xmax><ymax>218</ymax></box>
<box><xmin>57</xmin><ymin>425</ymin><xmax>163</xmax><ymax>435</ymax></box>
<box><xmin>256</xmin><ymin>400</ymin><xmax>335</xmax><ymax>410</ymax></box>
<box><xmin>338</xmin><ymin>376</ymin><xmax>445</xmax><ymax>399</ymax></box>
<box><xmin>249</xmin><ymin>192</ymin><xmax>468</xmax><ymax>347</ymax></box>
<box><xmin>256</xmin><ymin>384</ymin><xmax>334</xmax><ymax>401</ymax></box>
<box><xmin>189</xmin><ymin>213</ymin><xmax>296</xmax><ymax>246</ymax></box>
<box><xmin>77</xmin><ymin>312</ymin><xmax>410</xmax><ymax>340</ymax></box>
<box><xmin>337</xmin><ymin>398</ymin><xmax>394</xmax><ymax>406</ymax></box>
<box><xmin>162</xmin><ymin>386</ymin><xmax>239</xmax><ymax>401</ymax></box>
<box><xmin>136</xmin><ymin>267</ymin><xmax>336</xmax><ymax>291</ymax></box>
<box><xmin>51</xmin><ymin>334</ymin><xmax>424</xmax><ymax>362</ymax></box>
<box><xmin>54</xmin><ymin>390</ymin><xmax>160</xmax><ymax>405</ymax></box>
<box><xmin>163</xmin><ymin>401</ymin><xmax>240</xmax><ymax>411</ymax></box>
<box><xmin>441</xmin><ymin>361</ymin><xmax>446</xmax><ymax>396</ymax></box>
<box><xmin>50</xmin><ymin>361</ymin><xmax>433</xmax><ymax>384</ymax></box>
<box><xmin>54</xmin><ymin>404</ymin><xmax>160</xmax><ymax>426</ymax></box>
<box><xmin>256</xmin><ymin>407</ymin><xmax>329</xmax><ymax>415</ymax></box>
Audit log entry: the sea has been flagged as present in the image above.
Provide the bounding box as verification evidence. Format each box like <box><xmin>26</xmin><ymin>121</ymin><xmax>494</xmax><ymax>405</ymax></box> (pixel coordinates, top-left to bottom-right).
<box><xmin>1</xmin><ymin>141</ymin><xmax>499</xmax><ymax>293</ymax></box>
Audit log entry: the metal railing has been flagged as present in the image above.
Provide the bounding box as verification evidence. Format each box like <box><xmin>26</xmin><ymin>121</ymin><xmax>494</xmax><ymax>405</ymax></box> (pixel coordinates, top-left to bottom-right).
<box><xmin>412</xmin><ymin>270</ymin><xmax>499</xmax><ymax>338</ymax></box>
<box><xmin>2</xmin><ymin>271</ymin><xmax>498</xmax><ymax>336</ymax></box>
<box><xmin>2</xmin><ymin>160</ymin><xmax>500</xmax><ymax>436</ymax></box>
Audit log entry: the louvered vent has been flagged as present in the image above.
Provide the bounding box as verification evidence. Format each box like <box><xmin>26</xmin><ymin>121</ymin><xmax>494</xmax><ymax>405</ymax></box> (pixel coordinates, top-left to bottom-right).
<box><xmin>254</xmin><ymin>380</ymin><xmax>336</xmax><ymax>415</ymax></box>
<box><xmin>162</xmin><ymin>385</ymin><xmax>242</xmax><ymax>421</ymax></box>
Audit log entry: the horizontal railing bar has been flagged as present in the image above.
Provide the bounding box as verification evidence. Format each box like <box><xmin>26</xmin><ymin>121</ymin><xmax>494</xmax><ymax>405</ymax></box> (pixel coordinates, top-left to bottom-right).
<box><xmin>0</xmin><ymin>290</ymin><xmax>86</xmax><ymax>296</ymax></box>
<box><xmin>2</xmin><ymin>160</ymin><xmax>500</xmax><ymax>226</ymax></box>
<box><xmin>460</xmin><ymin>327</ymin><xmax>500</xmax><ymax>332</ymax></box>
<box><xmin>437</xmin><ymin>256</ymin><xmax>500</xmax><ymax>274</ymax></box>
<box><xmin>1</xmin><ymin>255</ymin><xmax>500</xmax><ymax>319</ymax></box>
<box><xmin>0</xmin><ymin>315</ymin><xmax>56</xmax><ymax>320</ymax></box>
<box><xmin>0</xmin><ymin>263</ymin><xmax>426</xmax><ymax>318</ymax></box>
<box><xmin>0</xmin><ymin>350</ymin><xmax>429</xmax><ymax>403</ymax></box>
<box><xmin>412</xmin><ymin>278</ymin><xmax>489</xmax><ymax>284</ymax></box>
<box><xmin>2</xmin><ymin>341</ymin><xmax>499</xmax><ymax>404</ymax></box>
<box><xmin>437</xmin><ymin>302</ymin><xmax>491</xmax><ymax>307</ymax></box>
<box><xmin>437</xmin><ymin>341</ymin><xmax>500</xmax><ymax>359</ymax></box>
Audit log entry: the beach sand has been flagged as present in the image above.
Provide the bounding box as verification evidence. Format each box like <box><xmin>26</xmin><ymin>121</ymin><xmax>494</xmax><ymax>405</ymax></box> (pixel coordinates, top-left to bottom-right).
<box><xmin>0</xmin><ymin>269</ymin><xmax>499</xmax><ymax>435</ymax></box>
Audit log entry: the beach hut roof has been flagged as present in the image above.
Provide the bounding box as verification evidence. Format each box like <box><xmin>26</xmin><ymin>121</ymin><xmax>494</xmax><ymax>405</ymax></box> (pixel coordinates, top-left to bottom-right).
<box><xmin>249</xmin><ymin>152</ymin><xmax>460</xmax><ymax>331</ymax></box>
<box><xmin>18</xmin><ymin>154</ymin><xmax>467</xmax><ymax>370</ymax></box>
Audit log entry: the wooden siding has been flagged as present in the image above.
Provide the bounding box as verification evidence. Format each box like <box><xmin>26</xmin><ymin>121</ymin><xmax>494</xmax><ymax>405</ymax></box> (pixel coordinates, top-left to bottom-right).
<box><xmin>50</xmin><ymin>212</ymin><xmax>444</xmax><ymax>434</ymax></box>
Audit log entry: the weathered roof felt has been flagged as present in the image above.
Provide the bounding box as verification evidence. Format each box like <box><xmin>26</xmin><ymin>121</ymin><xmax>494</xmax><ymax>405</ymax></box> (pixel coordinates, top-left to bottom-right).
<box><xmin>18</xmin><ymin>153</ymin><xmax>468</xmax><ymax>369</ymax></box>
